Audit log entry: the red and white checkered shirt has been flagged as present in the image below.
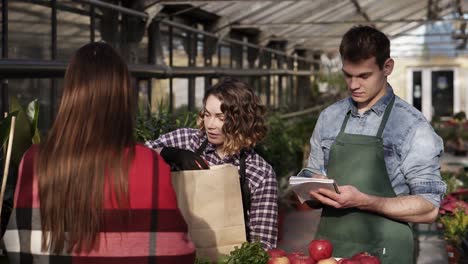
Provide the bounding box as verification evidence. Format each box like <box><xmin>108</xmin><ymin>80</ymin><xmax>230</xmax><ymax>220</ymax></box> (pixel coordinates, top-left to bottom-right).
<box><xmin>4</xmin><ymin>144</ymin><xmax>196</xmax><ymax>264</ymax></box>
<box><xmin>146</xmin><ymin>128</ymin><xmax>278</xmax><ymax>250</ymax></box>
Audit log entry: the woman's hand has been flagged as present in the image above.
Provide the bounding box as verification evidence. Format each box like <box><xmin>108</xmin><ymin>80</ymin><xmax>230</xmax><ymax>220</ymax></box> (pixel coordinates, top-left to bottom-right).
<box><xmin>160</xmin><ymin>147</ymin><xmax>209</xmax><ymax>170</ymax></box>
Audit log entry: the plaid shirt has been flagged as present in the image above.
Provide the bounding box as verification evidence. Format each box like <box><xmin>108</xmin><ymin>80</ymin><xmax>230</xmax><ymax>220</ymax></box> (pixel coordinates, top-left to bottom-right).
<box><xmin>146</xmin><ymin>128</ymin><xmax>278</xmax><ymax>249</ymax></box>
<box><xmin>3</xmin><ymin>144</ymin><xmax>196</xmax><ymax>264</ymax></box>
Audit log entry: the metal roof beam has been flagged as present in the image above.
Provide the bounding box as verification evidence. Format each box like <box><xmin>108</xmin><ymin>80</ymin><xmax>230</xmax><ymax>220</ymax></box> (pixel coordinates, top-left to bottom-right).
<box><xmin>233</xmin><ymin>17</ymin><xmax>468</xmax><ymax>27</ymax></box>
<box><xmin>153</xmin><ymin>0</ymin><xmax>309</xmax><ymax>2</ymax></box>
<box><xmin>350</xmin><ymin>0</ymin><xmax>372</xmax><ymax>24</ymax></box>
<box><xmin>212</xmin><ymin>2</ymin><xmax>278</xmax><ymax>33</ymax></box>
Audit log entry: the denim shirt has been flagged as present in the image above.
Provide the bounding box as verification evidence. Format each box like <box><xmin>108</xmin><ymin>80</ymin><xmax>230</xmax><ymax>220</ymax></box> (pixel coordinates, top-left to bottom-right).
<box><xmin>307</xmin><ymin>85</ymin><xmax>446</xmax><ymax>207</ymax></box>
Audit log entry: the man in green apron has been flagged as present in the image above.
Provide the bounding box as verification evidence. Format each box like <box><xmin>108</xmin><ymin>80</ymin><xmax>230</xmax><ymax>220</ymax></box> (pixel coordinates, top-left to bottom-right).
<box><xmin>307</xmin><ymin>26</ymin><xmax>446</xmax><ymax>263</ymax></box>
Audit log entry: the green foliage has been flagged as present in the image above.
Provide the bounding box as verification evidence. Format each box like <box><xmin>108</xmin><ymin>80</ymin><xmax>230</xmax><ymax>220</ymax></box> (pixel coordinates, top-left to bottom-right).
<box><xmin>442</xmin><ymin>171</ymin><xmax>465</xmax><ymax>194</ymax></box>
<box><xmin>441</xmin><ymin>208</ymin><xmax>468</xmax><ymax>247</ymax></box>
<box><xmin>256</xmin><ymin>113</ymin><xmax>318</xmax><ymax>178</ymax></box>
<box><xmin>226</xmin><ymin>241</ymin><xmax>269</xmax><ymax>264</ymax></box>
<box><xmin>135</xmin><ymin>102</ymin><xmax>198</xmax><ymax>143</ymax></box>
<box><xmin>26</xmin><ymin>99</ymin><xmax>40</xmax><ymax>145</ymax></box>
<box><xmin>256</xmin><ymin>115</ymin><xmax>302</xmax><ymax>178</ymax></box>
<box><xmin>255</xmin><ymin>113</ymin><xmax>319</xmax><ymax>208</ymax></box>
<box><xmin>0</xmin><ymin>115</ymin><xmax>15</xmax><ymax>151</ymax></box>
<box><xmin>8</xmin><ymin>97</ymin><xmax>41</xmax><ymax>167</ymax></box>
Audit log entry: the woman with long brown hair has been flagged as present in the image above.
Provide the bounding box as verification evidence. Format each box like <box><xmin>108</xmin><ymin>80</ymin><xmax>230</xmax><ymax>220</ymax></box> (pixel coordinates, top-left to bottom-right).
<box><xmin>146</xmin><ymin>78</ymin><xmax>278</xmax><ymax>250</ymax></box>
<box><xmin>3</xmin><ymin>42</ymin><xmax>195</xmax><ymax>263</ymax></box>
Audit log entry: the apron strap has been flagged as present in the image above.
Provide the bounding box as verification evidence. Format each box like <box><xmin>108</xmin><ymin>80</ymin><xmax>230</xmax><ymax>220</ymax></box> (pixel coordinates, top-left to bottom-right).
<box><xmin>339</xmin><ymin>112</ymin><xmax>352</xmax><ymax>133</ymax></box>
<box><xmin>195</xmin><ymin>138</ymin><xmax>209</xmax><ymax>155</ymax></box>
<box><xmin>376</xmin><ymin>96</ymin><xmax>395</xmax><ymax>138</ymax></box>
<box><xmin>239</xmin><ymin>149</ymin><xmax>251</xmax><ymax>241</ymax></box>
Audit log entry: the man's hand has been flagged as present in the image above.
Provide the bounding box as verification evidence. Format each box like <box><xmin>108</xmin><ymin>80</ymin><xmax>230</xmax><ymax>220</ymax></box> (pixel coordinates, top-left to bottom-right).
<box><xmin>160</xmin><ymin>147</ymin><xmax>209</xmax><ymax>170</ymax></box>
<box><xmin>309</xmin><ymin>185</ymin><xmax>367</xmax><ymax>209</ymax></box>
<box><xmin>310</xmin><ymin>185</ymin><xmax>439</xmax><ymax>223</ymax></box>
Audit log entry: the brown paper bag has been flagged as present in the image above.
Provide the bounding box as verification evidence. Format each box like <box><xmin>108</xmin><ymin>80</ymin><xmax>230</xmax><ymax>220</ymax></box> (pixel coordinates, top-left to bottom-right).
<box><xmin>171</xmin><ymin>164</ymin><xmax>247</xmax><ymax>261</ymax></box>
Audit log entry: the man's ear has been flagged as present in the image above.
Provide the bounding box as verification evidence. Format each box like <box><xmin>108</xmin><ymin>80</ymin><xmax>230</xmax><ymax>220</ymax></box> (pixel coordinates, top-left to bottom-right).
<box><xmin>383</xmin><ymin>58</ymin><xmax>394</xmax><ymax>76</ymax></box>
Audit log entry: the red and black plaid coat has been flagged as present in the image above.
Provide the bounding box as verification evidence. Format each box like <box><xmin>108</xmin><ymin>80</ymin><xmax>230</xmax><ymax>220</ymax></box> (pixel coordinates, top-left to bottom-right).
<box><xmin>3</xmin><ymin>144</ymin><xmax>195</xmax><ymax>264</ymax></box>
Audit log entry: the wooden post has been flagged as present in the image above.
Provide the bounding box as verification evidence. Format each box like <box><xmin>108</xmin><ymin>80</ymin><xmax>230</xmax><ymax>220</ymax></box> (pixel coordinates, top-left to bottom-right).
<box><xmin>0</xmin><ymin>115</ymin><xmax>15</xmax><ymax>218</ymax></box>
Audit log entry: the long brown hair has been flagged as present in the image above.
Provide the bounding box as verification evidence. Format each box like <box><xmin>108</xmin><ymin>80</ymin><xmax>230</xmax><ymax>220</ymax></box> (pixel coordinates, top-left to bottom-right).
<box><xmin>198</xmin><ymin>78</ymin><xmax>267</xmax><ymax>155</ymax></box>
<box><xmin>36</xmin><ymin>42</ymin><xmax>136</xmax><ymax>254</ymax></box>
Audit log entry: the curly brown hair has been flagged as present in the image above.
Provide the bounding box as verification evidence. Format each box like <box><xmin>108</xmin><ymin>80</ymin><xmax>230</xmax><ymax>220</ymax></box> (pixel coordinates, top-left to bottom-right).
<box><xmin>198</xmin><ymin>78</ymin><xmax>267</xmax><ymax>155</ymax></box>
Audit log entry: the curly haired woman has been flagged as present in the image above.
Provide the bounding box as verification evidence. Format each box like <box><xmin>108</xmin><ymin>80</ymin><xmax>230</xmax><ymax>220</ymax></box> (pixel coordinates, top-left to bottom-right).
<box><xmin>146</xmin><ymin>78</ymin><xmax>278</xmax><ymax>250</ymax></box>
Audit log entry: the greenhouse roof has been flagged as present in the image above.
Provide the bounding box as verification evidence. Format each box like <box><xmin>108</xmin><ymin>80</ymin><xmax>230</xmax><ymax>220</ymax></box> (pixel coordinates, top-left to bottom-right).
<box><xmin>147</xmin><ymin>0</ymin><xmax>468</xmax><ymax>57</ymax></box>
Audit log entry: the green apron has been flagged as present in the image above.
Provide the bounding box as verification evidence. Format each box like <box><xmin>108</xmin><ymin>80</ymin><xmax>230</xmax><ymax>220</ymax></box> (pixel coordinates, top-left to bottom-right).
<box><xmin>315</xmin><ymin>97</ymin><xmax>414</xmax><ymax>264</ymax></box>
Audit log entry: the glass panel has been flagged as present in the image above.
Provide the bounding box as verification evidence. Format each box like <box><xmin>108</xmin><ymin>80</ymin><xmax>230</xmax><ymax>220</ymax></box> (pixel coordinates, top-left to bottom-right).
<box><xmin>243</xmin><ymin>46</ymin><xmax>249</xmax><ymax>69</ymax></box>
<box><xmin>211</xmin><ymin>47</ymin><xmax>219</xmax><ymax>67</ymax></box>
<box><xmin>173</xmin><ymin>78</ymin><xmax>188</xmax><ymax>112</ymax></box>
<box><xmin>220</xmin><ymin>45</ymin><xmax>230</xmax><ymax>68</ymax></box>
<box><xmin>281</xmin><ymin>76</ymin><xmax>288</xmax><ymax>106</ymax></box>
<box><xmin>432</xmin><ymin>70</ymin><xmax>454</xmax><ymax>117</ymax></box>
<box><xmin>195</xmin><ymin>77</ymin><xmax>204</xmax><ymax>109</ymax></box>
<box><xmin>271</xmin><ymin>57</ymin><xmax>277</xmax><ymax>70</ymax></box>
<box><xmin>196</xmin><ymin>35</ymin><xmax>204</xmax><ymax>67</ymax></box>
<box><xmin>138</xmin><ymin>79</ymin><xmax>150</xmax><ymax>114</ymax></box>
<box><xmin>9</xmin><ymin>2</ymin><xmax>51</xmax><ymax>59</ymax></box>
<box><xmin>9</xmin><ymin>78</ymin><xmax>52</xmax><ymax>132</ymax></box>
<box><xmin>150</xmin><ymin>78</ymin><xmax>170</xmax><ymax>113</ymax></box>
<box><xmin>172</xmin><ymin>28</ymin><xmax>188</xmax><ymax>67</ymax></box>
<box><xmin>94</xmin><ymin>7</ymin><xmax>105</xmax><ymax>43</ymax></box>
<box><xmin>259</xmin><ymin>76</ymin><xmax>267</xmax><ymax>105</ymax></box>
<box><xmin>135</xmin><ymin>34</ymin><xmax>148</xmax><ymax>64</ymax></box>
<box><xmin>57</xmin><ymin>2</ymin><xmax>90</xmax><ymax>61</ymax></box>
<box><xmin>159</xmin><ymin>24</ymin><xmax>170</xmax><ymax>65</ymax></box>
<box><xmin>412</xmin><ymin>71</ymin><xmax>422</xmax><ymax>111</ymax></box>
<box><xmin>231</xmin><ymin>43</ymin><xmax>242</xmax><ymax>69</ymax></box>
<box><xmin>270</xmin><ymin>75</ymin><xmax>278</xmax><ymax>108</ymax></box>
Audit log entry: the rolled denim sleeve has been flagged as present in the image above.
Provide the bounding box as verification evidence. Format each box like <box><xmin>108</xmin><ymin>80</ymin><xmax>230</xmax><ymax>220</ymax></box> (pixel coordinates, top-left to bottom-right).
<box><xmin>307</xmin><ymin>113</ymin><xmax>325</xmax><ymax>175</ymax></box>
<box><xmin>400</xmin><ymin>121</ymin><xmax>446</xmax><ymax>207</ymax></box>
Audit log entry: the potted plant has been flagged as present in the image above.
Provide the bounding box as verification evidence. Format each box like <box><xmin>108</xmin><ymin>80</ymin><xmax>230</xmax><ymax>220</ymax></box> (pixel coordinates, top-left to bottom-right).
<box><xmin>433</xmin><ymin>112</ymin><xmax>468</xmax><ymax>156</ymax></box>
<box><xmin>440</xmin><ymin>208</ymin><xmax>468</xmax><ymax>263</ymax></box>
<box><xmin>0</xmin><ymin>97</ymin><xmax>41</xmax><ymax>234</ymax></box>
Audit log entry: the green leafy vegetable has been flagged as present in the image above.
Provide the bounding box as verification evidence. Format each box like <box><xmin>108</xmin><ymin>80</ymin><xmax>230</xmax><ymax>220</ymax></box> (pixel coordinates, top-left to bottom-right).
<box><xmin>226</xmin><ymin>241</ymin><xmax>269</xmax><ymax>264</ymax></box>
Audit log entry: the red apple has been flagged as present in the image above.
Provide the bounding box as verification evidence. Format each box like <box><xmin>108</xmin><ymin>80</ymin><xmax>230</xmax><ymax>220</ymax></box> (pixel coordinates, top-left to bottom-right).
<box><xmin>287</xmin><ymin>252</ymin><xmax>306</xmax><ymax>263</ymax></box>
<box><xmin>337</xmin><ymin>259</ymin><xmax>359</xmax><ymax>264</ymax></box>
<box><xmin>351</xmin><ymin>252</ymin><xmax>380</xmax><ymax>264</ymax></box>
<box><xmin>268</xmin><ymin>248</ymin><xmax>287</xmax><ymax>258</ymax></box>
<box><xmin>351</xmin><ymin>252</ymin><xmax>370</xmax><ymax>260</ymax></box>
<box><xmin>308</xmin><ymin>239</ymin><xmax>333</xmax><ymax>261</ymax></box>
<box><xmin>290</xmin><ymin>255</ymin><xmax>316</xmax><ymax>264</ymax></box>
<box><xmin>317</xmin><ymin>257</ymin><xmax>337</xmax><ymax>264</ymax></box>
<box><xmin>268</xmin><ymin>256</ymin><xmax>291</xmax><ymax>264</ymax></box>
<box><xmin>355</xmin><ymin>256</ymin><xmax>380</xmax><ymax>264</ymax></box>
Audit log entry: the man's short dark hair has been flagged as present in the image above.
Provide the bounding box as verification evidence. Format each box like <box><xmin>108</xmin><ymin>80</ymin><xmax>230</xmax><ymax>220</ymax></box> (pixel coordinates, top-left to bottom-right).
<box><xmin>339</xmin><ymin>25</ymin><xmax>390</xmax><ymax>69</ymax></box>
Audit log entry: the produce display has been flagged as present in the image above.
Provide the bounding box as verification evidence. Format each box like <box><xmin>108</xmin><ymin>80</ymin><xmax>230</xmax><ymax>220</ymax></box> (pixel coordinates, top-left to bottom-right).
<box><xmin>194</xmin><ymin>239</ymin><xmax>381</xmax><ymax>264</ymax></box>
<box><xmin>267</xmin><ymin>239</ymin><xmax>381</xmax><ymax>264</ymax></box>
<box><xmin>337</xmin><ymin>252</ymin><xmax>381</xmax><ymax>264</ymax></box>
